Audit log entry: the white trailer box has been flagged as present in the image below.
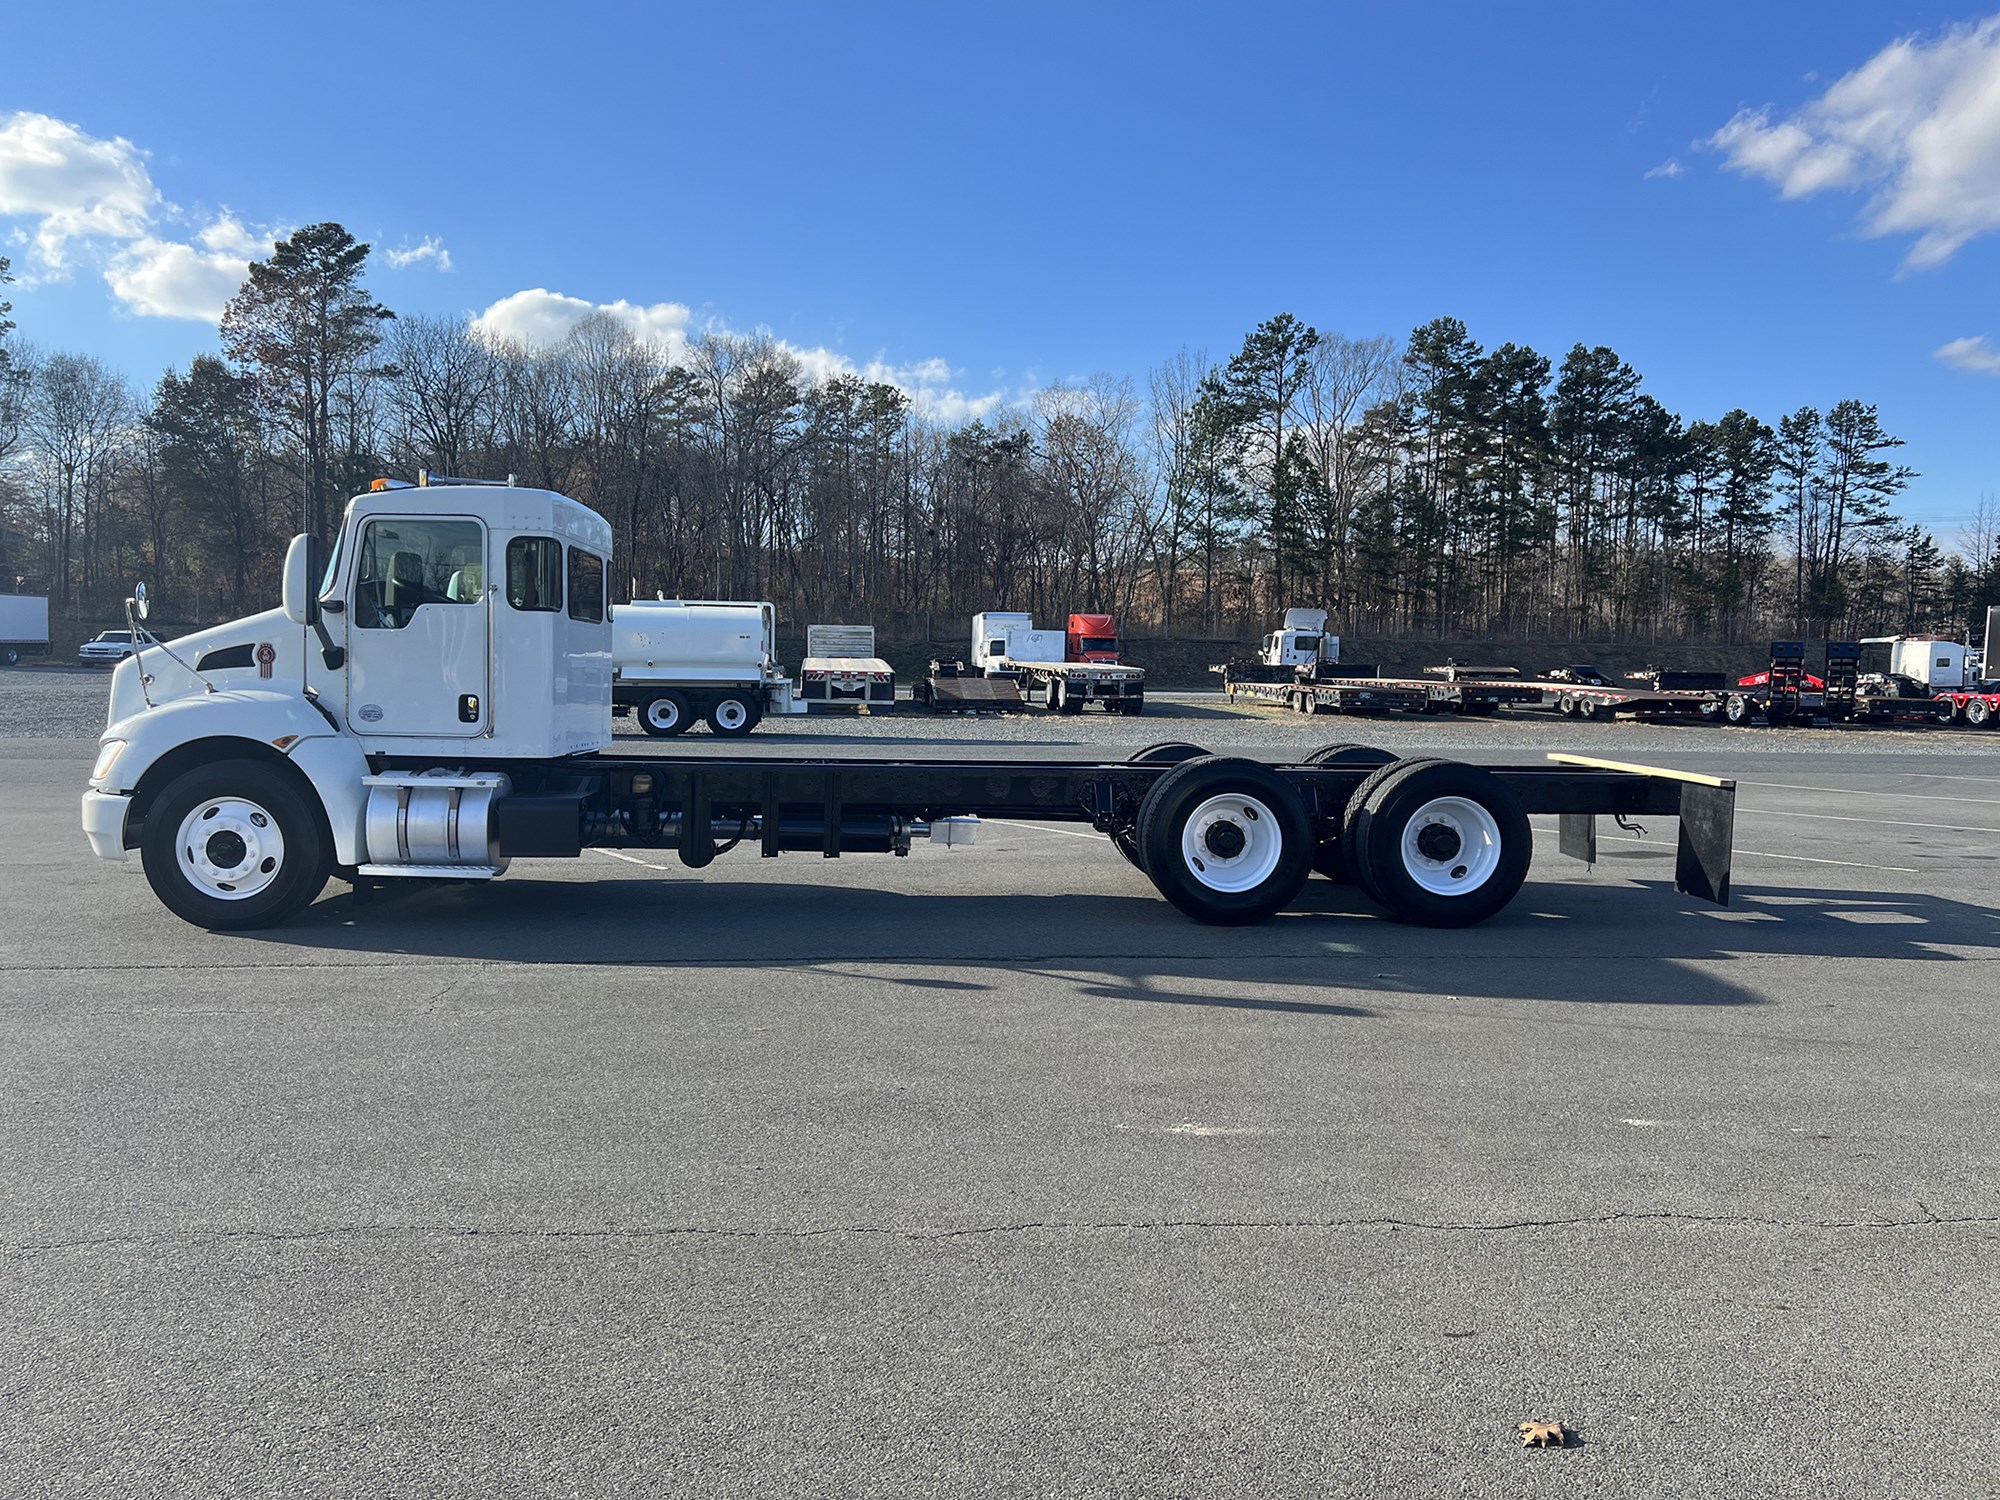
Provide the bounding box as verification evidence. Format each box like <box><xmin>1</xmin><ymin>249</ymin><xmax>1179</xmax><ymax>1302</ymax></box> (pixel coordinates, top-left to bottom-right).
<box><xmin>0</xmin><ymin>594</ymin><xmax>50</xmax><ymax>664</ymax></box>
<box><xmin>1001</xmin><ymin>627</ymin><xmax>1066</xmax><ymax>665</ymax></box>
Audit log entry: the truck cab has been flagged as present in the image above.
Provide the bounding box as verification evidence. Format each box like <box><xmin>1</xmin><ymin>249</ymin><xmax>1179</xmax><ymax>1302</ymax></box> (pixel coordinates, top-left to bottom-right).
<box><xmin>1259</xmin><ymin>609</ymin><xmax>1338</xmax><ymax>672</ymax></box>
<box><xmin>83</xmin><ymin>478</ymin><xmax>614</xmax><ymax>921</ymax></box>
<box><xmin>970</xmin><ymin>611</ymin><xmax>1033</xmax><ymax>676</ymax></box>
<box><xmin>1858</xmin><ymin>636</ymin><xmax>1970</xmax><ymax>695</ymax></box>
<box><xmin>1065</xmin><ymin>613</ymin><xmax>1122</xmax><ymax>664</ymax></box>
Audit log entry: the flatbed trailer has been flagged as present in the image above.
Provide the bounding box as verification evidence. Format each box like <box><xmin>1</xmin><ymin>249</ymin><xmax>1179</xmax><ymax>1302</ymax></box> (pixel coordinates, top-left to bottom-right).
<box><xmin>1003</xmin><ymin>657</ymin><xmax>1145</xmax><ymax>714</ymax></box>
<box><xmin>1221</xmin><ymin>672</ymin><xmax>1429</xmax><ymax>716</ymax></box>
<box><xmin>1543</xmin><ymin>683</ymin><xmax>1724</xmax><ymax>721</ymax></box>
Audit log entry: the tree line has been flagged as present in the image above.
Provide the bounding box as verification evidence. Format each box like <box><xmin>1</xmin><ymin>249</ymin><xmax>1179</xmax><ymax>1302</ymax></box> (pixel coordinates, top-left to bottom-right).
<box><xmin>2</xmin><ymin>225</ymin><xmax>1996</xmax><ymax>647</ymax></box>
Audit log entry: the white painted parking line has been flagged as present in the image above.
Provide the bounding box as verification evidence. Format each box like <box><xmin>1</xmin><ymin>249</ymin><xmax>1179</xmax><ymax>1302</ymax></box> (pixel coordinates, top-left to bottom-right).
<box><xmin>1741</xmin><ymin>807</ymin><xmax>1995</xmax><ymax>834</ymax></box>
<box><xmin>986</xmin><ymin>818</ymin><xmax>1108</xmax><ymax>841</ymax></box>
<box><xmin>589</xmin><ymin>847</ymin><xmax>671</xmax><ymax>871</ymax></box>
<box><xmin>1743</xmin><ymin>779</ymin><xmax>2000</xmax><ymax>807</ymax></box>
<box><xmin>1533</xmin><ymin>820</ymin><xmax>1920</xmax><ymax>874</ymax></box>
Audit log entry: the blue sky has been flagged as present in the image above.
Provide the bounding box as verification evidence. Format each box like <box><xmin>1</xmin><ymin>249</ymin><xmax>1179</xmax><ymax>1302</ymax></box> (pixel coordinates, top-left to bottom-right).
<box><xmin>4</xmin><ymin>1</ymin><xmax>1997</xmax><ymax>540</ymax></box>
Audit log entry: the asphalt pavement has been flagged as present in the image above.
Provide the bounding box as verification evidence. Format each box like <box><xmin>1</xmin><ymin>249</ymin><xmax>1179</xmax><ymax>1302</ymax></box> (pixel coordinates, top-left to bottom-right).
<box><xmin>3</xmin><ymin>677</ymin><xmax>1997</xmax><ymax>1497</ymax></box>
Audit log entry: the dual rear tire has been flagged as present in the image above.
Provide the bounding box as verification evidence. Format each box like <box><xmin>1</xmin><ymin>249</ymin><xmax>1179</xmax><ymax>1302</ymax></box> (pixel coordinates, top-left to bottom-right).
<box><xmin>1117</xmin><ymin>748</ymin><xmax>1532</xmax><ymax>928</ymax></box>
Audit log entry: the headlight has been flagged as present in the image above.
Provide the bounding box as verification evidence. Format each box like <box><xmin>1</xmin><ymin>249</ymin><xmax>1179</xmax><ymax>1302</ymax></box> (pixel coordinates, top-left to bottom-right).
<box><xmin>91</xmin><ymin>739</ymin><xmax>127</xmax><ymax>784</ymax></box>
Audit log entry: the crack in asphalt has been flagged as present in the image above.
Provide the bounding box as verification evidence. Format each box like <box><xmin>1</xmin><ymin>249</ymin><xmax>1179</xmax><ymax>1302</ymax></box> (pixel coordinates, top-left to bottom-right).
<box><xmin>10</xmin><ymin>1209</ymin><xmax>1998</xmax><ymax>1257</ymax></box>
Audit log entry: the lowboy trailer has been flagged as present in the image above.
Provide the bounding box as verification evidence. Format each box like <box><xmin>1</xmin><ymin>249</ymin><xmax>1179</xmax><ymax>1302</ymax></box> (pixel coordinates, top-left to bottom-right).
<box><xmin>80</xmin><ymin>480</ymin><xmax>1737</xmax><ymax>931</ymax></box>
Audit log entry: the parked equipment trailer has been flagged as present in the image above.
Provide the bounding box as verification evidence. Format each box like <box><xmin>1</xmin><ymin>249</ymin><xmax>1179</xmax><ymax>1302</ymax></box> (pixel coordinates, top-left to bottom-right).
<box><xmin>1220</xmin><ymin>669</ymin><xmax>1429</xmax><ymax>716</ymax></box>
<box><xmin>911</xmin><ymin>658</ymin><xmax>1025</xmax><ymax>712</ymax></box>
<box><xmin>798</xmin><ymin>624</ymin><xmax>896</xmax><ymax>709</ymax></box>
<box><xmin>1544</xmin><ymin>670</ymin><xmax>1726</xmax><ymax>722</ymax></box>
<box><xmin>80</xmin><ymin>480</ymin><xmax>1738</xmax><ymax>933</ymax></box>
<box><xmin>612</xmin><ymin>598</ymin><xmax>804</xmax><ymax>737</ymax></box>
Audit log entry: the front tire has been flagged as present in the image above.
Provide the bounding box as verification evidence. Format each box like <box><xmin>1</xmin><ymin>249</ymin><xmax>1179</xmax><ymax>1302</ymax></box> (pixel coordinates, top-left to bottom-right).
<box><xmin>1136</xmin><ymin>756</ymin><xmax>1313</xmax><ymax>925</ymax></box>
<box><xmin>638</xmin><ymin>690</ymin><xmax>693</xmax><ymax>738</ymax></box>
<box><xmin>140</xmin><ymin>759</ymin><xmax>331</xmax><ymax>930</ymax></box>
<box><xmin>1344</xmin><ymin>759</ymin><xmax>1530</xmax><ymax>928</ymax></box>
<box><xmin>1968</xmin><ymin>698</ymin><xmax>1993</xmax><ymax>728</ymax></box>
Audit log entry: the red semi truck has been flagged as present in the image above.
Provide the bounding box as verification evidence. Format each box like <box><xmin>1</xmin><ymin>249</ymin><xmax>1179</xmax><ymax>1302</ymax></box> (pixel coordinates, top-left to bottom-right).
<box><xmin>1066</xmin><ymin>613</ymin><xmax>1123</xmax><ymax>664</ymax></box>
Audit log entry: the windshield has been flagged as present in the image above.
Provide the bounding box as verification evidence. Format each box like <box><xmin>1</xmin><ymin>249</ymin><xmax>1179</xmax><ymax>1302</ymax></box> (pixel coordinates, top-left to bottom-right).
<box><xmin>1079</xmin><ymin>637</ymin><xmax>1118</xmax><ymax>653</ymax></box>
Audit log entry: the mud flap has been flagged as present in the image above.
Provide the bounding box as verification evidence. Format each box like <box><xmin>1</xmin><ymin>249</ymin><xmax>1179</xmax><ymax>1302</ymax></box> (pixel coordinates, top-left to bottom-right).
<box><xmin>1674</xmin><ymin>780</ymin><xmax>1734</xmax><ymax>906</ymax></box>
<box><xmin>1558</xmin><ymin>812</ymin><xmax>1597</xmax><ymax>866</ymax></box>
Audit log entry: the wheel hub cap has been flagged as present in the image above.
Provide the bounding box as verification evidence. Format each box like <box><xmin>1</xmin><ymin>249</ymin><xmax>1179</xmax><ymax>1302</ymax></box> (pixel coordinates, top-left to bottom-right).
<box><xmin>176</xmin><ymin>798</ymin><xmax>285</xmax><ymax>900</ymax></box>
<box><xmin>1415</xmin><ymin>822</ymin><xmax>1461</xmax><ymax>862</ymax></box>
<box><xmin>1203</xmin><ymin>821</ymin><xmax>1247</xmax><ymax>858</ymax></box>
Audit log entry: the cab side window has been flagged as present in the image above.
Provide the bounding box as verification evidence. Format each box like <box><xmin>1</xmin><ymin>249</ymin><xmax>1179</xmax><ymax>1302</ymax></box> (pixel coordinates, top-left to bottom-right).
<box><xmin>506</xmin><ymin>537</ymin><xmax>563</xmax><ymax>612</ymax></box>
<box><xmin>567</xmin><ymin>547</ymin><xmax>605</xmax><ymax>624</ymax></box>
<box><xmin>353</xmin><ymin>519</ymin><xmax>483</xmax><ymax>630</ymax></box>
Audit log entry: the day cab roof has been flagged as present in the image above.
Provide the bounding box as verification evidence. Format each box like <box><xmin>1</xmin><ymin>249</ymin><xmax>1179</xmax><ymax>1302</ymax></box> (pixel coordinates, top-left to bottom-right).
<box><xmin>344</xmin><ymin>480</ymin><xmax>612</xmax><ymax>554</ymax></box>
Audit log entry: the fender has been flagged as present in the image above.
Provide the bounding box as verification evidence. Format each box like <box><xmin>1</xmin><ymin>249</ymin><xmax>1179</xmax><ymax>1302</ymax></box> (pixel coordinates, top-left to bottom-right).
<box><xmin>94</xmin><ymin>691</ymin><xmax>372</xmax><ymax>865</ymax></box>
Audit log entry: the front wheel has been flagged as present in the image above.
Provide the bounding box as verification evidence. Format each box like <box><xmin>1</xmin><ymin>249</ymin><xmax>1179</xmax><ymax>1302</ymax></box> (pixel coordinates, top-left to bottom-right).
<box><xmin>1136</xmin><ymin>756</ymin><xmax>1313</xmax><ymax>925</ymax></box>
<box><xmin>1968</xmin><ymin>698</ymin><xmax>1993</xmax><ymax>728</ymax></box>
<box><xmin>2</xmin><ymin>646</ymin><xmax>18</xmax><ymax>666</ymax></box>
<box><xmin>1935</xmin><ymin>698</ymin><xmax>1960</xmax><ymax>725</ymax></box>
<box><xmin>140</xmin><ymin>759</ymin><xmax>331</xmax><ymax>930</ymax></box>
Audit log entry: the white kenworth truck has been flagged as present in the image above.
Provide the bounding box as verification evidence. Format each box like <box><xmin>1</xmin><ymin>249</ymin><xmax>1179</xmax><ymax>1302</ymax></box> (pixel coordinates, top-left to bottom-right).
<box><xmin>80</xmin><ymin>478</ymin><xmax>1739</xmax><ymax>933</ymax></box>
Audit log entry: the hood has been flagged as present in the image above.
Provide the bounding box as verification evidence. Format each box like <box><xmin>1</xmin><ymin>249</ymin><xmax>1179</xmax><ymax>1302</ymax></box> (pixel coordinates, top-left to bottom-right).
<box><xmin>106</xmin><ymin>608</ymin><xmax>306</xmax><ymax>729</ymax></box>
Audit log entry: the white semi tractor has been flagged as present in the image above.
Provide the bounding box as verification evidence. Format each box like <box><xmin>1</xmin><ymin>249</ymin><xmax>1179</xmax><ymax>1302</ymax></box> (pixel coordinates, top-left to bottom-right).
<box><xmin>79</xmin><ymin>476</ymin><xmax>1739</xmax><ymax>933</ymax></box>
<box><xmin>611</xmin><ymin>598</ymin><xmax>803</xmax><ymax>737</ymax></box>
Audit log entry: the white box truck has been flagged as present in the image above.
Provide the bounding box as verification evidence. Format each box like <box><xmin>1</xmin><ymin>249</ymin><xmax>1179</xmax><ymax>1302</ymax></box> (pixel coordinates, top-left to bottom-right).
<box><xmin>612</xmin><ymin>598</ymin><xmax>803</xmax><ymax>737</ymax></box>
<box><xmin>0</xmin><ymin>594</ymin><xmax>50</xmax><ymax>666</ymax></box>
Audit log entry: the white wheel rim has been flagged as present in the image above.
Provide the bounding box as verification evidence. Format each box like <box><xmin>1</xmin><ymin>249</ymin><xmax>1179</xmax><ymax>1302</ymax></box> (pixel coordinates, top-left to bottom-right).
<box><xmin>646</xmin><ymin>698</ymin><xmax>680</xmax><ymax>730</ymax></box>
<box><xmin>715</xmin><ymin>699</ymin><xmax>748</xmax><ymax>730</ymax></box>
<box><xmin>176</xmin><ymin>797</ymin><xmax>285</xmax><ymax>900</ymax></box>
<box><xmin>1398</xmin><ymin>796</ymin><xmax>1502</xmax><ymax>896</ymax></box>
<box><xmin>1178</xmin><ymin>793</ymin><xmax>1284</xmax><ymax>893</ymax></box>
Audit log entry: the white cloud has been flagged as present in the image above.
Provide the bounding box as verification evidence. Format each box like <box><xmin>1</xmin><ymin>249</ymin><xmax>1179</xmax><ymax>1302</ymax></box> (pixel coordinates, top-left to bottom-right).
<box><xmin>385</xmin><ymin>235</ymin><xmax>452</xmax><ymax>272</ymax></box>
<box><xmin>472</xmin><ymin>287</ymin><xmax>1009</xmax><ymax>424</ymax></box>
<box><xmin>1644</xmin><ymin>158</ymin><xmax>1684</xmax><ymax>180</ymax></box>
<box><xmin>1936</xmin><ymin>334</ymin><xmax>2000</xmax><ymax>374</ymax></box>
<box><xmin>102</xmin><ymin>212</ymin><xmax>275</xmax><ymax>321</ymax></box>
<box><xmin>1703</xmin><ymin>16</ymin><xmax>2000</xmax><ymax>267</ymax></box>
<box><xmin>472</xmin><ymin>288</ymin><xmax>694</xmax><ymax>359</ymax></box>
<box><xmin>0</xmin><ymin>111</ymin><xmax>158</xmax><ymax>274</ymax></box>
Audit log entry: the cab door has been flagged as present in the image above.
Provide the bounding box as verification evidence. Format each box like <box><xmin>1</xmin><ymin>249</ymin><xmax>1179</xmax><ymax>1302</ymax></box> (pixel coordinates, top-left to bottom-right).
<box><xmin>342</xmin><ymin>514</ymin><xmax>491</xmax><ymax>737</ymax></box>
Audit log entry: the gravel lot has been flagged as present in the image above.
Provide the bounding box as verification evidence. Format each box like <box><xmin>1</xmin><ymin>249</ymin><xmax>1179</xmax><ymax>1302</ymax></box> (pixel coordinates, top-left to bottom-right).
<box><xmin>13</xmin><ymin>662</ymin><xmax>1979</xmax><ymax>759</ymax></box>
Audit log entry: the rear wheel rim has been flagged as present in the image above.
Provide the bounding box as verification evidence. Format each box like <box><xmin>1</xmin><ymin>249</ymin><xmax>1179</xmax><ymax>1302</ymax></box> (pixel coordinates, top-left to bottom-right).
<box><xmin>714</xmin><ymin>699</ymin><xmax>748</xmax><ymax>730</ymax></box>
<box><xmin>1398</xmin><ymin>795</ymin><xmax>1502</xmax><ymax>896</ymax></box>
<box><xmin>645</xmin><ymin>698</ymin><xmax>681</xmax><ymax>731</ymax></box>
<box><xmin>176</xmin><ymin>797</ymin><xmax>285</xmax><ymax>900</ymax></box>
<box><xmin>1178</xmin><ymin>793</ymin><xmax>1283</xmax><ymax>893</ymax></box>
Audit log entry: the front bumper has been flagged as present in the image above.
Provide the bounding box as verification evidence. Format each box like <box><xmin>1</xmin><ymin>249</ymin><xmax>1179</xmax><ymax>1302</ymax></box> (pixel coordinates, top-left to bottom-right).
<box><xmin>81</xmin><ymin>789</ymin><xmax>132</xmax><ymax>860</ymax></box>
